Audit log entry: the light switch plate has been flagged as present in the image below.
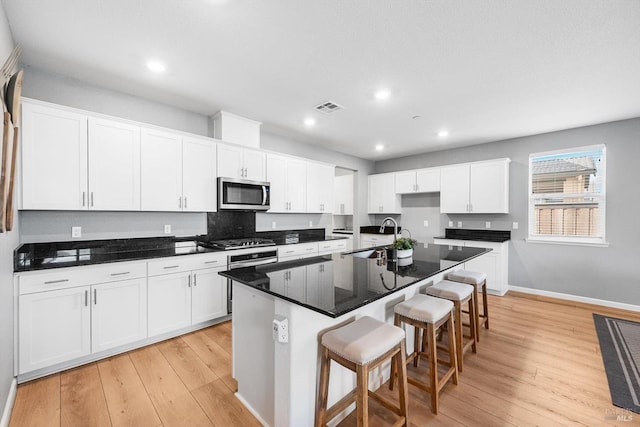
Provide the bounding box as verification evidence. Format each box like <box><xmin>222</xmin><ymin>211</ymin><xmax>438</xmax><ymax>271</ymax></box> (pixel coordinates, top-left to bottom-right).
<box><xmin>485</xmin><ymin>221</ymin><xmax>491</xmax><ymax>229</ymax></box>
<box><xmin>448</xmin><ymin>221</ymin><xmax>453</xmax><ymax>227</ymax></box>
<box><xmin>272</xmin><ymin>221</ymin><xmax>277</xmax><ymax>229</ymax></box>
<box><xmin>164</xmin><ymin>224</ymin><xmax>171</xmax><ymax>234</ymax></box>
<box><xmin>71</xmin><ymin>226</ymin><xmax>81</xmax><ymax>238</ymax></box>
<box><xmin>513</xmin><ymin>222</ymin><xmax>519</xmax><ymax>230</ymax></box>
<box><xmin>423</xmin><ymin>220</ymin><xmax>429</xmax><ymax>227</ymax></box>
<box><xmin>457</xmin><ymin>221</ymin><xmax>463</xmax><ymax>228</ymax></box>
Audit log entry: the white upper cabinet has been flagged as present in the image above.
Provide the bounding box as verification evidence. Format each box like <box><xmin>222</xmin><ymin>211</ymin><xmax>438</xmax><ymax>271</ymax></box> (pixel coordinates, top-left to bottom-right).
<box><xmin>141</xmin><ymin>128</ymin><xmax>183</xmax><ymax>211</ymax></box>
<box><xmin>334</xmin><ymin>174</ymin><xmax>354</xmax><ymax>215</ymax></box>
<box><xmin>267</xmin><ymin>153</ymin><xmax>307</xmax><ymax>213</ymax></box>
<box><xmin>395</xmin><ymin>168</ymin><xmax>440</xmax><ymax>194</ymax></box>
<box><xmin>182</xmin><ymin>136</ymin><xmax>216</xmax><ymax>212</ymax></box>
<box><xmin>21</xmin><ymin>103</ymin><xmax>88</xmax><ymax>210</ymax></box>
<box><xmin>368</xmin><ymin>173</ymin><xmax>401</xmax><ymax>214</ymax></box>
<box><xmin>440</xmin><ymin>158</ymin><xmax>510</xmax><ymax>213</ymax></box>
<box><xmin>306</xmin><ymin>162</ymin><xmax>334</xmax><ymax>213</ymax></box>
<box><xmin>141</xmin><ymin>130</ymin><xmax>216</xmax><ymax>212</ymax></box>
<box><xmin>217</xmin><ymin>144</ymin><xmax>266</xmax><ymax>181</ymax></box>
<box><xmin>88</xmin><ymin>118</ymin><xmax>140</xmax><ymax>210</ymax></box>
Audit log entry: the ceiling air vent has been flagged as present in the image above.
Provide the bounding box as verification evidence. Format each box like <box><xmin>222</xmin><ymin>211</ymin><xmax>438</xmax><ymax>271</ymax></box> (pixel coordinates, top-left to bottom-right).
<box><xmin>314</xmin><ymin>101</ymin><xmax>344</xmax><ymax>114</ymax></box>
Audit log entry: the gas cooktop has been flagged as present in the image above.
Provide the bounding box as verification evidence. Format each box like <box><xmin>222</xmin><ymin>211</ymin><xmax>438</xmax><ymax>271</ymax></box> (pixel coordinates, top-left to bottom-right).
<box><xmin>197</xmin><ymin>238</ymin><xmax>276</xmax><ymax>250</ymax></box>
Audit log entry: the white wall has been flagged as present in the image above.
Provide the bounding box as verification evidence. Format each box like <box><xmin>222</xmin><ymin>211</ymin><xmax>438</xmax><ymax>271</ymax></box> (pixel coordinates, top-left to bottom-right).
<box><xmin>0</xmin><ymin>2</ymin><xmax>18</xmax><ymax>420</ymax></box>
<box><xmin>375</xmin><ymin>118</ymin><xmax>640</xmax><ymax>306</ymax></box>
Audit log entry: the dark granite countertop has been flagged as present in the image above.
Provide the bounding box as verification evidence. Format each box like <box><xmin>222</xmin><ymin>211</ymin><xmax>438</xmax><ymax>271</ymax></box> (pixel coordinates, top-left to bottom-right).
<box><xmin>436</xmin><ymin>228</ymin><xmax>511</xmax><ymax>243</ymax></box>
<box><xmin>219</xmin><ymin>243</ymin><xmax>490</xmax><ymax>318</ymax></box>
<box><xmin>360</xmin><ymin>225</ymin><xmax>402</xmax><ymax>235</ymax></box>
<box><xmin>14</xmin><ymin>232</ymin><xmax>348</xmax><ymax>273</ymax></box>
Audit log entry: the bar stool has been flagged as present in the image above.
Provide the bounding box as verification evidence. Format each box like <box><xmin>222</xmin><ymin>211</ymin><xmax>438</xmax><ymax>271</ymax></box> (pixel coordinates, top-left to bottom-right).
<box><xmin>389</xmin><ymin>294</ymin><xmax>458</xmax><ymax>414</ymax></box>
<box><xmin>447</xmin><ymin>270</ymin><xmax>489</xmax><ymax>342</ymax></box>
<box><xmin>425</xmin><ymin>280</ymin><xmax>477</xmax><ymax>372</ymax></box>
<box><xmin>315</xmin><ymin>316</ymin><xmax>409</xmax><ymax>427</ymax></box>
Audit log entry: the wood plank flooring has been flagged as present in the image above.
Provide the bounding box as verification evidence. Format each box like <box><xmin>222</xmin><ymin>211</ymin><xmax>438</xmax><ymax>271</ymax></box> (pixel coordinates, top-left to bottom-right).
<box><xmin>9</xmin><ymin>293</ymin><xmax>640</xmax><ymax>427</ymax></box>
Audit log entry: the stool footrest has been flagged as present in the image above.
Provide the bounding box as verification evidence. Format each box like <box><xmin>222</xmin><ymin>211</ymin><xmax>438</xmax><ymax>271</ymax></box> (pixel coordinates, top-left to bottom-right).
<box><xmin>325</xmin><ymin>389</ymin><xmax>356</xmax><ymax>422</ymax></box>
<box><xmin>369</xmin><ymin>390</ymin><xmax>404</xmax><ymax>417</ymax></box>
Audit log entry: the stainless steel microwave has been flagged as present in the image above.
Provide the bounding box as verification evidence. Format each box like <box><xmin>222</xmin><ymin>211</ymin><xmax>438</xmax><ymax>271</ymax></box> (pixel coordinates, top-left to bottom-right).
<box><xmin>218</xmin><ymin>177</ymin><xmax>270</xmax><ymax>211</ymax></box>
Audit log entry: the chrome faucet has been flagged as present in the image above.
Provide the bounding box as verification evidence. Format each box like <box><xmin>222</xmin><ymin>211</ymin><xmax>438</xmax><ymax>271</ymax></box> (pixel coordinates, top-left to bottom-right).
<box><xmin>379</xmin><ymin>217</ymin><xmax>398</xmax><ymax>243</ymax></box>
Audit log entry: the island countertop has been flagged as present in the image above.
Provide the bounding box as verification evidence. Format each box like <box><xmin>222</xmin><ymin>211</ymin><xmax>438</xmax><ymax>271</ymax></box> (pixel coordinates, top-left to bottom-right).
<box><xmin>219</xmin><ymin>242</ymin><xmax>490</xmax><ymax>318</ymax></box>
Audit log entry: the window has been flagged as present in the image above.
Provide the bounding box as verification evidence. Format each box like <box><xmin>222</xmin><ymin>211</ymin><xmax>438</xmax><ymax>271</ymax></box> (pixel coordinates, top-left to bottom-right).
<box><xmin>528</xmin><ymin>145</ymin><xmax>607</xmax><ymax>246</ymax></box>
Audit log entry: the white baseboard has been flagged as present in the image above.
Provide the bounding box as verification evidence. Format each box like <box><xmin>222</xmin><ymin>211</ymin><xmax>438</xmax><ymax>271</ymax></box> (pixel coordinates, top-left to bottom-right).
<box><xmin>508</xmin><ymin>286</ymin><xmax>640</xmax><ymax>312</ymax></box>
<box><xmin>0</xmin><ymin>378</ymin><xmax>17</xmax><ymax>427</ymax></box>
<box><xmin>235</xmin><ymin>392</ymin><xmax>272</xmax><ymax>427</ymax></box>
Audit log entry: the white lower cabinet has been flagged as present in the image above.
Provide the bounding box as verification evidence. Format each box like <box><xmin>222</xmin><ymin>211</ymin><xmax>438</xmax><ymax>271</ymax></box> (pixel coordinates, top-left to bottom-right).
<box><xmin>91</xmin><ymin>278</ymin><xmax>147</xmax><ymax>353</ymax></box>
<box><xmin>433</xmin><ymin>238</ymin><xmax>509</xmax><ymax>295</ymax></box>
<box><xmin>305</xmin><ymin>262</ymin><xmax>334</xmax><ymax>309</ymax></box>
<box><xmin>17</xmin><ymin>261</ymin><xmax>148</xmax><ymax>375</ymax></box>
<box><xmin>147</xmin><ymin>254</ymin><xmax>228</xmax><ymax>338</ymax></box>
<box><xmin>360</xmin><ymin>233</ymin><xmax>395</xmax><ymax>249</ymax></box>
<box><xmin>18</xmin><ymin>286</ymin><xmax>91</xmax><ymax>374</ymax></box>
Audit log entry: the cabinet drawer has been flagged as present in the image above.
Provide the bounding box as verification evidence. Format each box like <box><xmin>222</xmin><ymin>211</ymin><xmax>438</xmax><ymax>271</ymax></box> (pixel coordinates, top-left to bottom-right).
<box><xmin>85</xmin><ymin>262</ymin><xmax>147</xmax><ymax>284</ymax></box>
<box><xmin>318</xmin><ymin>239</ymin><xmax>347</xmax><ymax>255</ymax></box>
<box><xmin>187</xmin><ymin>252</ymin><xmax>227</xmax><ymax>271</ymax></box>
<box><xmin>433</xmin><ymin>238</ymin><xmax>466</xmax><ymax>247</ymax></box>
<box><xmin>278</xmin><ymin>242</ymin><xmax>319</xmax><ymax>259</ymax></box>
<box><xmin>147</xmin><ymin>257</ymin><xmax>193</xmax><ymax>276</ymax></box>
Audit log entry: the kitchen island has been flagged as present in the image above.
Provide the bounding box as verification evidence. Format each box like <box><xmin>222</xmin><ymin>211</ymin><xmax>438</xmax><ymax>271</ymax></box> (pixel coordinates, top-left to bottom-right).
<box><xmin>219</xmin><ymin>243</ymin><xmax>490</xmax><ymax>427</ymax></box>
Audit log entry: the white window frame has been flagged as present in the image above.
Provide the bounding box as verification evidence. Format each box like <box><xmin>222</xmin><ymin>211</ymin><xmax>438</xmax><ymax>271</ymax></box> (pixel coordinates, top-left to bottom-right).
<box><xmin>527</xmin><ymin>144</ymin><xmax>608</xmax><ymax>247</ymax></box>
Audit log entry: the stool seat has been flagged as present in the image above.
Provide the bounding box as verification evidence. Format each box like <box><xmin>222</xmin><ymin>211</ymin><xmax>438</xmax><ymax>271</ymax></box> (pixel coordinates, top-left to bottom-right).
<box><xmin>395</xmin><ymin>294</ymin><xmax>454</xmax><ymax>323</ymax></box>
<box><xmin>447</xmin><ymin>270</ymin><xmax>486</xmax><ymax>286</ymax></box>
<box><xmin>321</xmin><ymin>316</ymin><xmax>405</xmax><ymax>365</ymax></box>
<box><xmin>425</xmin><ymin>280</ymin><xmax>474</xmax><ymax>301</ymax></box>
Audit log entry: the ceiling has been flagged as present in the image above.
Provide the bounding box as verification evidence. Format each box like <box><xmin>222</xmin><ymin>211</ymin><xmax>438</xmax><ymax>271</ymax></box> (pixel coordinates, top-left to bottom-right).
<box><xmin>3</xmin><ymin>0</ymin><xmax>640</xmax><ymax>161</ymax></box>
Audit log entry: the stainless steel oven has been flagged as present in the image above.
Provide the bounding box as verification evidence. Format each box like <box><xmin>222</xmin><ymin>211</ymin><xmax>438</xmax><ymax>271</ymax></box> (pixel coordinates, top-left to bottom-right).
<box><xmin>226</xmin><ymin>248</ymin><xmax>278</xmax><ymax>313</ymax></box>
<box><xmin>218</xmin><ymin>177</ymin><xmax>270</xmax><ymax>211</ymax></box>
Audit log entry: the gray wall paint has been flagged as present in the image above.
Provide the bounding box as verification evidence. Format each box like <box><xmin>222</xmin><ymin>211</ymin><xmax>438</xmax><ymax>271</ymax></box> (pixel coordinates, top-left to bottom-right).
<box><xmin>375</xmin><ymin>118</ymin><xmax>640</xmax><ymax>305</ymax></box>
<box><xmin>0</xmin><ymin>3</ymin><xmax>18</xmax><ymax>416</ymax></box>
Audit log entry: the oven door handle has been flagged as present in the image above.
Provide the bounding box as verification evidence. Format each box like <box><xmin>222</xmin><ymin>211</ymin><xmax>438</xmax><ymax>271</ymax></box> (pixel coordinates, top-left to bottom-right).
<box><xmin>229</xmin><ymin>257</ymin><xmax>278</xmax><ymax>268</ymax></box>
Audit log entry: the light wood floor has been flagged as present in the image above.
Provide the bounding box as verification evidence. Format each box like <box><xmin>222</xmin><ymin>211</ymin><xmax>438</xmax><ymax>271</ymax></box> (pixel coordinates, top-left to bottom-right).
<box><xmin>9</xmin><ymin>293</ymin><xmax>640</xmax><ymax>427</ymax></box>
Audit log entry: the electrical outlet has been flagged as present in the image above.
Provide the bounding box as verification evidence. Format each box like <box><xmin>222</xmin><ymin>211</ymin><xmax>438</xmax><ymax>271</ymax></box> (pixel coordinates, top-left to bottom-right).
<box><xmin>457</xmin><ymin>221</ymin><xmax>463</xmax><ymax>228</ymax></box>
<box><xmin>272</xmin><ymin>316</ymin><xmax>288</xmax><ymax>343</ymax></box>
<box><xmin>485</xmin><ymin>221</ymin><xmax>491</xmax><ymax>229</ymax></box>
<box><xmin>272</xmin><ymin>221</ymin><xmax>277</xmax><ymax>229</ymax></box>
<box><xmin>309</xmin><ymin>220</ymin><xmax>313</xmax><ymax>227</ymax></box>
<box><xmin>448</xmin><ymin>221</ymin><xmax>453</xmax><ymax>227</ymax></box>
<box><xmin>71</xmin><ymin>226</ymin><xmax>82</xmax><ymax>238</ymax></box>
<box><xmin>423</xmin><ymin>220</ymin><xmax>429</xmax><ymax>227</ymax></box>
<box><xmin>513</xmin><ymin>222</ymin><xmax>519</xmax><ymax>230</ymax></box>
<box><xmin>164</xmin><ymin>224</ymin><xmax>171</xmax><ymax>234</ymax></box>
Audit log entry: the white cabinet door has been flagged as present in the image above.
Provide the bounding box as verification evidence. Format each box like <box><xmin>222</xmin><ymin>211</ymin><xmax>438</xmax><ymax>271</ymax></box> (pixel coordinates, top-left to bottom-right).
<box><xmin>394</xmin><ymin>171</ymin><xmax>416</xmax><ymax>194</ymax></box>
<box><xmin>141</xmin><ymin>128</ymin><xmax>183</xmax><ymax>211</ymax></box>
<box><xmin>148</xmin><ymin>272</ymin><xmax>192</xmax><ymax>336</ymax></box>
<box><xmin>469</xmin><ymin>160</ymin><xmax>509</xmax><ymax>214</ymax></box>
<box><xmin>192</xmin><ymin>268</ymin><xmax>227</xmax><ymax>324</ymax></box>
<box><xmin>21</xmin><ymin>103</ymin><xmax>88</xmax><ymax>210</ymax></box>
<box><xmin>266</xmin><ymin>154</ymin><xmax>288</xmax><ymax>212</ymax></box>
<box><xmin>416</xmin><ymin>168</ymin><xmax>441</xmax><ymax>192</ymax></box>
<box><xmin>182</xmin><ymin>136</ymin><xmax>217</xmax><ymax>212</ymax></box>
<box><xmin>267</xmin><ymin>154</ymin><xmax>306</xmax><ymax>212</ymax></box>
<box><xmin>368</xmin><ymin>173</ymin><xmax>401</xmax><ymax>214</ymax></box>
<box><xmin>286</xmin><ymin>158</ymin><xmax>307</xmax><ymax>213</ymax></box>
<box><xmin>91</xmin><ymin>278</ymin><xmax>147</xmax><ymax>353</ymax></box>
<box><xmin>307</xmin><ymin>162</ymin><xmax>334</xmax><ymax>213</ymax></box>
<box><xmin>465</xmin><ymin>252</ymin><xmax>499</xmax><ymax>293</ymax></box>
<box><xmin>18</xmin><ymin>286</ymin><xmax>91</xmax><ymax>374</ymax></box>
<box><xmin>286</xmin><ymin>267</ymin><xmax>306</xmax><ymax>301</ymax></box>
<box><xmin>307</xmin><ymin>262</ymin><xmax>334</xmax><ymax>310</ymax></box>
<box><xmin>243</xmin><ymin>149</ymin><xmax>267</xmax><ymax>181</ymax></box>
<box><xmin>88</xmin><ymin>118</ymin><xmax>140</xmax><ymax>211</ymax></box>
<box><xmin>440</xmin><ymin>164</ymin><xmax>470</xmax><ymax>213</ymax></box>
<box><xmin>217</xmin><ymin>144</ymin><xmax>244</xmax><ymax>179</ymax></box>
<box><xmin>267</xmin><ymin>270</ymin><xmax>287</xmax><ymax>295</ymax></box>
<box><xmin>334</xmin><ymin>174</ymin><xmax>354</xmax><ymax>214</ymax></box>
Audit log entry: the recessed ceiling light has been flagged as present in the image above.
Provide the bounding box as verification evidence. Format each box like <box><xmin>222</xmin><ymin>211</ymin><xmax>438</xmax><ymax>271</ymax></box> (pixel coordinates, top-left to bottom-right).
<box><xmin>437</xmin><ymin>130</ymin><xmax>449</xmax><ymax>138</ymax></box>
<box><xmin>375</xmin><ymin>144</ymin><xmax>384</xmax><ymax>151</ymax></box>
<box><xmin>303</xmin><ymin>118</ymin><xmax>316</xmax><ymax>126</ymax></box>
<box><xmin>374</xmin><ymin>89</ymin><xmax>390</xmax><ymax>100</ymax></box>
<box><xmin>146</xmin><ymin>60</ymin><xmax>166</xmax><ymax>73</ymax></box>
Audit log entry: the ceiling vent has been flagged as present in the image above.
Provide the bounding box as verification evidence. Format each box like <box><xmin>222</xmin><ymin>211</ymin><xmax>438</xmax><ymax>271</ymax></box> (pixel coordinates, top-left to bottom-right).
<box><xmin>314</xmin><ymin>101</ymin><xmax>344</xmax><ymax>114</ymax></box>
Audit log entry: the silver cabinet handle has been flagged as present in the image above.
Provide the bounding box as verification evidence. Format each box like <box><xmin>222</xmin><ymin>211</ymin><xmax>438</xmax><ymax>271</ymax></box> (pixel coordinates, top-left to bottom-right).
<box><xmin>82</xmin><ymin>192</ymin><xmax>86</xmax><ymax>207</ymax></box>
<box><xmin>188</xmin><ymin>275</ymin><xmax>191</xmax><ymax>288</ymax></box>
<box><xmin>94</xmin><ymin>289</ymin><xmax>97</xmax><ymax>305</ymax></box>
<box><xmin>204</xmin><ymin>260</ymin><xmax>218</xmax><ymax>264</ymax></box>
<box><xmin>90</xmin><ymin>192</ymin><xmax>94</xmax><ymax>207</ymax></box>
<box><xmin>84</xmin><ymin>290</ymin><xmax>88</xmax><ymax>307</ymax></box>
<box><xmin>163</xmin><ymin>265</ymin><xmax>180</xmax><ymax>269</ymax></box>
<box><xmin>110</xmin><ymin>271</ymin><xmax>130</xmax><ymax>276</ymax></box>
<box><xmin>179</xmin><ymin>197</ymin><xmax>182</xmax><ymax>209</ymax></box>
<box><xmin>44</xmin><ymin>279</ymin><xmax>69</xmax><ymax>285</ymax></box>
<box><xmin>184</xmin><ymin>197</ymin><xmax>188</xmax><ymax>209</ymax></box>
<box><xmin>469</xmin><ymin>203</ymin><xmax>473</xmax><ymax>212</ymax></box>
<box><xmin>193</xmin><ymin>274</ymin><xmax>197</xmax><ymax>286</ymax></box>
